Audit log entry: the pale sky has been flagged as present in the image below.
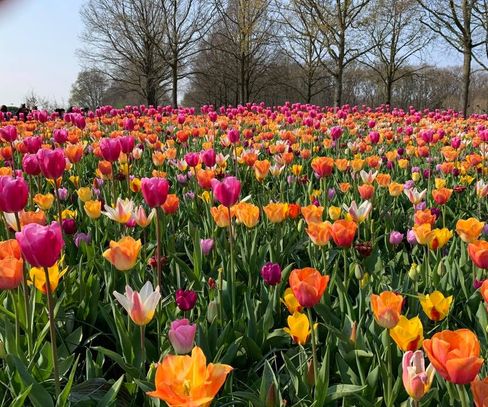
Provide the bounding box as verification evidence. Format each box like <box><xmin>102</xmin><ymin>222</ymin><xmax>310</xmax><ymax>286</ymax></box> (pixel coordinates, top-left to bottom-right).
<box><xmin>0</xmin><ymin>0</ymin><xmax>463</xmax><ymax>108</ymax></box>
<box><xmin>0</xmin><ymin>0</ymin><xmax>85</xmax><ymax>106</ymax></box>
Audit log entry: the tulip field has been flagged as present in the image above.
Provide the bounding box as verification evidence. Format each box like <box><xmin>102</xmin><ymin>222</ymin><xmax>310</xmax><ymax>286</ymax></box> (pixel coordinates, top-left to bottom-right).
<box><xmin>2</xmin><ymin>104</ymin><xmax>488</xmax><ymax>406</ymax></box>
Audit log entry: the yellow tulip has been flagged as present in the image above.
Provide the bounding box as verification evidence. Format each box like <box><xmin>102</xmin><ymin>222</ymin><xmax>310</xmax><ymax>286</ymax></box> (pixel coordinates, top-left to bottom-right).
<box><xmin>427</xmin><ymin>228</ymin><xmax>453</xmax><ymax>250</ymax></box>
<box><xmin>282</xmin><ymin>287</ymin><xmax>302</xmax><ymax>314</ymax></box>
<box><xmin>76</xmin><ymin>187</ymin><xmax>92</xmax><ymax>202</ymax></box>
<box><xmin>103</xmin><ymin>236</ymin><xmax>141</xmax><ymax>271</ymax></box>
<box><xmin>328</xmin><ymin>206</ymin><xmax>341</xmax><ymax>220</ymax></box>
<box><xmin>84</xmin><ymin>200</ymin><xmax>102</xmax><ymax>219</ymax></box>
<box><xmin>283</xmin><ymin>312</ymin><xmax>311</xmax><ymax>345</ymax></box>
<box><xmin>419</xmin><ymin>291</ymin><xmax>453</xmax><ymax>321</ymax></box>
<box><xmin>33</xmin><ymin>193</ymin><xmax>54</xmax><ymax>210</ymax></box>
<box><xmin>29</xmin><ymin>260</ymin><xmax>68</xmax><ymax>295</ymax></box>
<box><xmin>390</xmin><ymin>316</ymin><xmax>423</xmax><ymax>351</ymax></box>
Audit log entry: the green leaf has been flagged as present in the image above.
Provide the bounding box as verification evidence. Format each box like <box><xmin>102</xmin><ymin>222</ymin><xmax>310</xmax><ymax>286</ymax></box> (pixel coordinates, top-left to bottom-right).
<box><xmin>57</xmin><ymin>355</ymin><xmax>79</xmax><ymax>407</ymax></box>
<box><xmin>96</xmin><ymin>375</ymin><xmax>124</xmax><ymax>407</ymax></box>
<box><xmin>327</xmin><ymin>384</ymin><xmax>368</xmax><ymax>401</ymax></box>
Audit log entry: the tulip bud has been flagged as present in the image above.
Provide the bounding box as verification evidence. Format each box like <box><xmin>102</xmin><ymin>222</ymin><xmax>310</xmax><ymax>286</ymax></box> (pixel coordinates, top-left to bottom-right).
<box><xmin>0</xmin><ymin>340</ymin><xmax>5</xmax><ymax>358</ymax></box>
<box><xmin>437</xmin><ymin>260</ymin><xmax>446</xmax><ymax>276</ymax></box>
<box><xmin>206</xmin><ymin>300</ymin><xmax>219</xmax><ymax>323</ymax></box>
<box><xmin>349</xmin><ymin>321</ymin><xmax>357</xmax><ymax>344</ymax></box>
<box><xmin>265</xmin><ymin>383</ymin><xmax>277</xmax><ymax>407</ymax></box>
<box><xmin>354</xmin><ymin>263</ymin><xmax>363</xmax><ymax>280</ymax></box>
<box><xmin>306</xmin><ymin>359</ymin><xmax>315</xmax><ymax>386</ymax></box>
<box><xmin>408</xmin><ymin>263</ymin><xmax>419</xmax><ymax>280</ymax></box>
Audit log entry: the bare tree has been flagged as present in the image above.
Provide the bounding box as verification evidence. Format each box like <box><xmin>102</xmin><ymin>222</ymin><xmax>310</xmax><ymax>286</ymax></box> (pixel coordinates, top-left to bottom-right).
<box><xmin>155</xmin><ymin>0</ymin><xmax>215</xmax><ymax>108</ymax></box>
<box><xmin>69</xmin><ymin>70</ymin><xmax>109</xmax><ymax>109</ymax></box>
<box><xmin>277</xmin><ymin>0</ymin><xmax>330</xmax><ymax>103</ymax></box>
<box><xmin>417</xmin><ymin>0</ymin><xmax>488</xmax><ymax>116</ymax></box>
<box><xmin>298</xmin><ymin>0</ymin><xmax>373</xmax><ymax>107</ymax></box>
<box><xmin>79</xmin><ymin>0</ymin><xmax>169</xmax><ymax>105</ymax></box>
<box><xmin>363</xmin><ymin>0</ymin><xmax>432</xmax><ymax>105</ymax></box>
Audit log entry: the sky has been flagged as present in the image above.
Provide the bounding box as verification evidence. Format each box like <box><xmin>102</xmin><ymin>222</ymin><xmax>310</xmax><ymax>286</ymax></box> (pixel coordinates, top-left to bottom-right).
<box><xmin>0</xmin><ymin>0</ymin><xmax>464</xmax><ymax>108</ymax></box>
<box><xmin>0</xmin><ymin>0</ymin><xmax>85</xmax><ymax>107</ymax></box>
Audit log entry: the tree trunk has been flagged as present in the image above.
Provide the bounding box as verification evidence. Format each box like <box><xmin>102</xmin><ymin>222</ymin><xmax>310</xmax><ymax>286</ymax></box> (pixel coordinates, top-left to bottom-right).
<box><xmin>385</xmin><ymin>79</ymin><xmax>392</xmax><ymax>106</ymax></box>
<box><xmin>172</xmin><ymin>65</ymin><xmax>178</xmax><ymax>109</ymax></box>
<box><xmin>462</xmin><ymin>47</ymin><xmax>472</xmax><ymax>117</ymax></box>
<box><xmin>146</xmin><ymin>76</ymin><xmax>158</xmax><ymax>106</ymax></box>
<box><xmin>334</xmin><ymin>69</ymin><xmax>343</xmax><ymax>108</ymax></box>
<box><xmin>239</xmin><ymin>54</ymin><xmax>246</xmax><ymax>105</ymax></box>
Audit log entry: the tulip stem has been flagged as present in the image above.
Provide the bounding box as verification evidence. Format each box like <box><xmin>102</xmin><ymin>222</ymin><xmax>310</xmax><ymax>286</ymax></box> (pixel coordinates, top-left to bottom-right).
<box><xmin>43</xmin><ymin>267</ymin><xmax>61</xmax><ymax>398</ymax></box>
<box><xmin>14</xmin><ymin>212</ymin><xmax>32</xmax><ymax>357</ymax></box>
<box><xmin>227</xmin><ymin>206</ymin><xmax>236</xmax><ymax>320</ymax></box>
<box><xmin>155</xmin><ymin>208</ymin><xmax>162</xmax><ymax>353</ymax></box>
<box><xmin>140</xmin><ymin>325</ymin><xmax>145</xmax><ymax>369</ymax></box>
<box><xmin>306</xmin><ymin>308</ymin><xmax>318</xmax><ymax>395</ymax></box>
<box><xmin>457</xmin><ymin>384</ymin><xmax>469</xmax><ymax>407</ymax></box>
<box><xmin>54</xmin><ymin>185</ymin><xmax>64</xmax><ymax>232</ymax></box>
<box><xmin>386</xmin><ymin>331</ymin><xmax>393</xmax><ymax>407</ymax></box>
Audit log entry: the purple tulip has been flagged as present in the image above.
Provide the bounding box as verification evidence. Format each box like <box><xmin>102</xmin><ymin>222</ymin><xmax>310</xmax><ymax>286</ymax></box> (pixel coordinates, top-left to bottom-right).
<box><xmin>168</xmin><ymin>319</ymin><xmax>196</xmax><ymax>354</ymax></box>
<box><xmin>260</xmin><ymin>262</ymin><xmax>282</xmax><ymax>286</ymax></box>
<box><xmin>407</xmin><ymin>230</ymin><xmax>417</xmax><ymax>245</ymax></box>
<box><xmin>62</xmin><ymin>218</ymin><xmax>77</xmax><ymax>235</ymax></box>
<box><xmin>389</xmin><ymin>231</ymin><xmax>404</xmax><ymax>246</ymax></box>
<box><xmin>74</xmin><ymin>232</ymin><xmax>91</xmax><ymax>247</ymax></box>
<box><xmin>200</xmin><ymin>239</ymin><xmax>214</xmax><ymax>255</ymax></box>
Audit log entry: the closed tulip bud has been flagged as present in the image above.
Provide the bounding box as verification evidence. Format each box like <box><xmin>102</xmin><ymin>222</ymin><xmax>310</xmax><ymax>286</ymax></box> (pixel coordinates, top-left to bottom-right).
<box><xmin>306</xmin><ymin>359</ymin><xmax>315</xmax><ymax>386</ymax></box>
<box><xmin>37</xmin><ymin>148</ymin><xmax>66</xmax><ymax>179</ymax></box>
<box><xmin>207</xmin><ymin>300</ymin><xmax>219</xmax><ymax>323</ymax></box>
<box><xmin>99</xmin><ymin>138</ymin><xmax>121</xmax><ymax>162</ymax></box>
<box><xmin>354</xmin><ymin>263</ymin><xmax>363</xmax><ymax>280</ymax></box>
<box><xmin>62</xmin><ymin>218</ymin><xmax>77</xmax><ymax>235</ymax></box>
<box><xmin>260</xmin><ymin>262</ymin><xmax>282</xmax><ymax>286</ymax></box>
<box><xmin>200</xmin><ymin>238</ymin><xmax>214</xmax><ymax>255</ymax></box>
<box><xmin>0</xmin><ymin>175</ymin><xmax>28</xmax><ymax>213</ymax></box>
<box><xmin>141</xmin><ymin>177</ymin><xmax>169</xmax><ymax>208</ymax></box>
<box><xmin>168</xmin><ymin>319</ymin><xmax>196</xmax><ymax>354</ymax></box>
<box><xmin>176</xmin><ymin>289</ymin><xmax>197</xmax><ymax>311</ymax></box>
<box><xmin>265</xmin><ymin>383</ymin><xmax>277</xmax><ymax>407</ymax></box>
<box><xmin>22</xmin><ymin>154</ymin><xmax>41</xmax><ymax>175</ymax></box>
<box><xmin>408</xmin><ymin>263</ymin><xmax>419</xmax><ymax>280</ymax></box>
<box><xmin>211</xmin><ymin>176</ymin><xmax>241</xmax><ymax>207</ymax></box>
<box><xmin>389</xmin><ymin>231</ymin><xmax>404</xmax><ymax>245</ymax></box>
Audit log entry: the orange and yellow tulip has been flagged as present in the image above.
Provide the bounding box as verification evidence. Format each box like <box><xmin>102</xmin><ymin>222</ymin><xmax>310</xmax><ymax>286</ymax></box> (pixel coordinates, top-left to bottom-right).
<box><xmin>456</xmin><ymin>218</ymin><xmax>485</xmax><ymax>243</ymax></box>
<box><xmin>390</xmin><ymin>316</ymin><xmax>423</xmax><ymax>351</ymax></box>
<box><xmin>371</xmin><ymin>291</ymin><xmax>403</xmax><ymax>329</ymax></box>
<box><xmin>103</xmin><ymin>236</ymin><xmax>141</xmax><ymax>271</ymax></box>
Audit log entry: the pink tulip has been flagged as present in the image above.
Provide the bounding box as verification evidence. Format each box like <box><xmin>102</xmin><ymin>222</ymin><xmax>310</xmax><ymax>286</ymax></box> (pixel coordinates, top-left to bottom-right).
<box><xmin>113</xmin><ymin>281</ymin><xmax>161</xmax><ymax>326</ymax></box>
<box><xmin>23</xmin><ymin>136</ymin><xmax>42</xmax><ymax>153</ymax></box>
<box><xmin>184</xmin><ymin>152</ymin><xmax>200</xmax><ymax>168</ymax></box>
<box><xmin>201</xmin><ymin>149</ymin><xmax>216</xmax><ymax>167</ymax></box>
<box><xmin>100</xmin><ymin>138</ymin><xmax>122</xmax><ymax>162</ymax></box>
<box><xmin>211</xmin><ymin>176</ymin><xmax>241</xmax><ymax>207</ymax></box>
<box><xmin>141</xmin><ymin>177</ymin><xmax>169</xmax><ymax>208</ymax></box>
<box><xmin>0</xmin><ymin>125</ymin><xmax>17</xmax><ymax>142</ymax></box>
<box><xmin>402</xmin><ymin>351</ymin><xmax>435</xmax><ymax>401</ymax></box>
<box><xmin>168</xmin><ymin>319</ymin><xmax>196</xmax><ymax>354</ymax></box>
<box><xmin>53</xmin><ymin>129</ymin><xmax>68</xmax><ymax>144</ymax></box>
<box><xmin>15</xmin><ymin>222</ymin><xmax>64</xmax><ymax>268</ymax></box>
<box><xmin>119</xmin><ymin>136</ymin><xmax>135</xmax><ymax>154</ymax></box>
<box><xmin>0</xmin><ymin>176</ymin><xmax>28</xmax><ymax>213</ymax></box>
<box><xmin>227</xmin><ymin>129</ymin><xmax>240</xmax><ymax>143</ymax></box>
<box><xmin>37</xmin><ymin>148</ymin><xmax>66</xmax><ymax>179</ymax></box>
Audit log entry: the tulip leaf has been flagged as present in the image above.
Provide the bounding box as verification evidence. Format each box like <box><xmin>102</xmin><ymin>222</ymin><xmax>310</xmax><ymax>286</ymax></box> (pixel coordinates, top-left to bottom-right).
<box><xmin>327</xmin><ymin>384</ymin><xmax>368</xmax><ymax>401</ymax></box>
<box><xmin>92</xmin><ymin>346</ymin><xmax>139</xmax><ymax>378</ymax></box>
<box><xmin>96</xmin><ymin>375</ymin><xmax>124</xmax><ymax>407</ymax></box>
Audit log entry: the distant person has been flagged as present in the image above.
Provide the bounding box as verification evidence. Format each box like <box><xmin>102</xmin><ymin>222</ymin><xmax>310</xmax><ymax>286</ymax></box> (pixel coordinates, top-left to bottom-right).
<box><xmin>15</xmin><ymin>103</ymin><xmax>29</xmax><ymax>120</ymax></box>
<box><xmin>0</xmin><ymin>105</ymin><xmax>7</xmax><ymax>114</ymax></box>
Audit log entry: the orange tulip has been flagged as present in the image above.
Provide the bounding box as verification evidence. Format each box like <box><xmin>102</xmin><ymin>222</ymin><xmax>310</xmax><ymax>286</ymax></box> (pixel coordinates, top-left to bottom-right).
<box><xmin>423</xmin><ymin>329</ymin><xmax>483</xmax><ymax>384</ymax></box>
<box><xmin>412</xmin><ymin>223</ymin><xmax>432</xmax><ymax>245</ymax></box>
<box><xmin>311</xmin><ymin>156</ymin><xmax>334</xmax><ymax>177</ymax></box>
<box><xmin>234</xmin><ymin>202</ymin><xmax>259</xmax><ymax>228</ymax></box>
<box><xmin>432</xmin><ymin>187</ymin><xmax>453</xmax><ymax>205</ymax></box>
<box><xmin>339</xmin><ymin>182</ymin><xmax>351</xmax><ymax>193</ymax></box>
<box><xmin>162</xmin><ymin>194</ymin><xmax>179</xmax><ymax>214</ymax></box>
<box><xmin>358</xmin><ymin>184</ymin><xmax>374</xmax><ymax>200</ymax></box>
<box><xmin>287</xmin><ymin>203</ymin><xmax>301</xmax><ymax>219</ymax></box>
<box><xmin>263</xmin><ymin>203</ymin><xmax>288</xmax><ymax>223</ymax></box>
<box><xmin>289</xmin><ymin>267</ymin><xmax>330</xmax><ymax>307</ymax></box>
<box><xmin>103</xmin><ymin>236</ymin><xmax>141</xmax><ymax>271</ymax></box>
<box><xmin>0</xmin><ymin>239</ymin><xmax>23</xmax><ymax>290</ymax></box>
<box><xmin>196</xmin><ymin>169</ymin><xmax>214</xmax><ymax>190</ymax></box>
<box><xmin>254</xmin><ymin>159</ymin><xmax>270</xmax><ymax>181</ymax></box>
<box><xmin>388</xmin><ymin>182</ymin><xmax>404</xmax><ymax>197</ymax></box>
<box><xmin>414</xmin><ymin>209</ymin><xmax>436</xmax><ymax>226</ymax></box>
<box><xmin>147</xmin><ymin>346</ymin><xmax>232</xmax><ymax>406</ymax></box>
<box><xmin>306</xmin><ymin>221</ymin><xmax>332</xmax><ymax>246</ymax></box>
<box><xmin>329</xmin><ymin>219</ymin><xmax>357</xmax><ymax>248</ymax></box>
<box><xmin>376</xmin><ymin>173</ymin><xmax>391</xmax><ymax>187</ymax></box>
<box><xmin>370</xmin><ymin>291</ymin><xmax>403</xmax><ymax>329</ymax></box>
<box><xmin>480</xmin><ymin>280</ymin><xmax>488</xmax><ymax>303</ymax></box>
<box><xmin>456</xmin><ymin>218</ymin><xmax>484</xmax><ymax>243</ymax></box>
<box><xmin>210</xmin><ymin>205</ymin><xmax>234</xmax><ymax>228</ymax></box>
<box><xmin>468</xmin><ymin>240</ymin><xmax>488</xmax><ymax>269</ymax></box>
<box><xmin>301</xmin><ymin>205</ymin><xmax>324</xmax><ymax>224</ymax></box>
<box><xmin>471</xmin><ymin>377</ymin><xmax>488</xmax><ymax>407</ymax></box>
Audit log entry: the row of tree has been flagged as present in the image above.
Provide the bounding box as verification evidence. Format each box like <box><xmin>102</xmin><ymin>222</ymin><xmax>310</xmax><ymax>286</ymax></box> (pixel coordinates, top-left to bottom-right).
<box><xmin>74</xmin><ymin>0</ymin><xmax>488</xmax><ymax>115</ymax></box>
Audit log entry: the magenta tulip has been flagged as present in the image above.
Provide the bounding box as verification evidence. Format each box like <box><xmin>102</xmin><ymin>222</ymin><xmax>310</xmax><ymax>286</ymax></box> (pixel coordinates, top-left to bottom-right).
<box><xmin>141</xmin><ymin>177</ymin><xmax>169</xmax><ymax>208</ymax></box>
<box><xmin>175</xmin><ymin>289</ymin><xmax>197</xmax><ymax>311</ymax></box>
<box><xmin>0</xmin><ymin>176</ymin><xmax>28</xmax><ymax>213</ymax></box>
<box><xmin>23</xmin><ymin>136</ymin><xmax>42</xmax><ymax>153</ymax></box>
<box><xmin>0</xmin><ymin>125</ymin><xmax>17</xmax><ymax>142</ymax></box>
<box><xmin>37</xmin><ymin>148</ymin><xmax>66</xmax><ymax>179</ymax></box>
<box><xmin>22</xmin><ymin>154</ymin><xmax>41</xmax><ymax>175</ymax></box>
<box><xmin>100</xmin><ymin>138</ymin><xmax>122</xmax><ymax>162</ymax></box>
<box><xmin>15</xmin><ymin>222</ymin><xmax>64</xmax><ymax>268</ymax></box>
<box><xmin>211</xmin><ymin>176</ymin><xmax>241</xmax><ymax>207</ymax></box>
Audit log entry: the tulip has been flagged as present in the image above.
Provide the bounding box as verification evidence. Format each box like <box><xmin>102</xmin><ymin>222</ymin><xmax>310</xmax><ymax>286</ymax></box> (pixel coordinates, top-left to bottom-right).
<box><xmin>37</xmin><ymin>148</ymin><xmax>66</xmax><ymax>179</ymax></box>
<box><xmin>343</xmin><ymin>200</ymin><xmax>372</xmax><ymax>223</ymax></box>
<box><xmin>119</xmin><ymin>135</ymin><xmax>135</xmax><ymax>153</ymax></box>
<box><xmin>53</xmin><ymin>129</ymin><xmax>68</xmax><ymax>144</ymax></box>
<box><xmin>360</xmin><ymin>170</ymin><xmax>378</xmax><ymax>184</ymax></box>
<box><xmin>0</xmin><ymin>125</ymin><xmax>17</xmax><ymax>142</ymax></box>
<box><xmin>29</xmin><ymin>260</ymin><xmax>68</xmax><ymax>294</ymax></box>
<box><xmin>328</xmin><ymin>206</ymin><xmax>341</xmax><ymax>220</ymax></box>
<box><xmin>0</xmin><ymin>239</ymin><xmax>23</xmax><ymax>290</ymax></box>
<box><xmin>282</xmin><ymin>287</ymin><xmax>302</xmax><ymax>314</ymax></box>
<box><xmin>103</xmin><ymin>198</ymin><xmax>134</xmax><ymax>223</ymax></box>
<box><xmin>200</xmin><ymin>238</ymin><xmax>214</xmax><ymax>256</ymax></box>
<box><xmin>62</xmin><ymin>218</ymin><xmax>77</xmax><ymax>235</ymax></box>
<box><xmin>176</xmin><ymin>289</ymin><xmax>197</xmax><ymax>311</ymax></box>
<box><xmin>404</xmin><ymin>188</ymin><xmax>427</xmax><ymax>205</ymax></box>
<box><xmin>33</xmin><ymin>193</ymin><xmax>54</xmax><ymax>211</ymax></box>
<box><xmin>311</xmin><ymin>156</ymin><xmax>334</xmax><ymax>178</ymax></box>
<box><xmin>468</xmin><ymin>240</ymin><xmax>488</xmax><ymax>269</ymax></box>
<box><xmin>84</xmin><ymin>200</ymin><xmax>102</xmax><ymax>219</ymax></box>
<box><xmin>432</xmin><ymin>187</ymin><xmax>453</xmax><ymax>205</ymax></box>
<box><xmin>201</xmin><ymin>148</ymin><xmax>216</xmax><ymax>167</ymax></box>
<box><xmin>471</xmin><ymin>377</ymin><xmax>488</xmax><ymax>407</ymax></box>
<box><xmin>427</xmin><ymin>228</ymin><xmax>453</xmax><ymax>250</ymax></box>
<box><xmin>390</xmin><ymin>315</ymin><xmax>423</xmax><ymax>351</ymax></box>
<box><xmin>184</xmin><ymin>152</ymin><xmax>200</xmax><ymax>167</ymax></box>
<box><xmin>147</xmin><ymin>346</ymin><xmax>232</xmax><ymax>405</ymax></box>
<box><xmin>113</xmin><ymin>281</ymin><xmax>160</xmax><ymax>326</ymax></box>
<box><xmin>74</xmin><ymin>232</ymin><xmax>91</xmax><ymax>248</ymax></box>
<box><xmin>132</xmin><ymin>206</ymin><xmax>155</xmax><ymax>228</ymax></box>
<box><xmin>301</xmin><ymin>204</ymin><xmax>324</xmax><ymax>223</ymax></box>
<box><xmin>456</xmin><ymin>218</ymin><xmax>485</xmax><ymax>243</ymax></box>
<box><xmin>22</xmin><ymin>154</ymin><xmax>41</xmax><ymax>175</ymax></box>
<box><xmin>263</xmin><ymin>202</ymin><xmax>288</xmax><ymax>223</ymax></box>
<box><xmin>371</xmin><ymin>291</ymin><xmax>403</xmax><ymax>329</ymax></box>
<box><xmin>402</xmin><ymin>350</ymin><xmax>435</xmax><ymax>402</ymax></box>
<box><xmin>24</xmin><ymin>136</ymin><xmax>42</xmax><ymax>153</ymax></box>
<box><xmin>329</xmin><ymin>219</ymin><xmax>357</xmax><ymax>248</ymax></box>
<box><xmin>211</xmin><ymin>176</ymin><xmax>241</xmax><ymax>207</ymax></box>
<box><xmin>234</xmin><ymin>202</ymin><xmax>260</xmax><ymax>227</ymax></box>
<box><xmin>283</xmin><ymin>312</ymin><xmax>311</xmax><ymax>345</ymax></box>
<box><xmin>287</xmin><ymin>203</ymin><xmax>301</xmax><ymax>219</ymax></box>
<box><xmin>289</xmin><ymin>267</ymin><xmax>329</xmax><ymax>308</ymax></box>
<box><xmin>419</xmin><ymin>291</ymin><xmax>452</xmax><ymax>321</ymax></box>
<box><xmin>358</xmin><ymin>184</ymin><xmax>374</xmax><ymax>200</ymax></box>
<box><xmin>0</xmin><ymin>175</ymin><xmax>28</xmax><ymax>213</ymax></box>
<box><xmin>414</xmin><ymin>209</ymin><xmax>436</xmax><ymax>226</ymax></box>
<box><xmin>15</xmin><ymin>222</ymin><xmax>64</xmax><ymax>268</ymax></box>
<box><xmin>141</xmin><ymin>177</ymin><xmax>169</xmax><ymax>208</ymax></box>
<box><xmin>102</xmin><ymin>236</ymin><xmax>141</xmax><ymax>271</ymax></box>
<box><xmin>210</xmin><ymin>205</ymin><xmax>234</xmax><ymax>227</ymax></box>
<box><xmin>168</xmin><ymin>319</ymin><xmax>196</xmax><ymax>354</ymax></box>
<box><xmin>260</xmin><ymin>262</ymin><xmax>282</xmax><ymax>286</ymax></box>
<box><xmin>76</xmin><ymin>187</ymin><xmax>93</xmax><ymax>203</ymax></box>
<box><xmin>389</xmin><ymin>231</ymin><xmax>404</xmax><ymax>245</ymax></box>
<box><xmin>306</xmin><ymin>221</ymin><xmax>332</xmax><ymax>246</ymax></box>
<box><xmin>423</xmin><ymin>329</ymin><xmax>483</xmax><ymax>384</ymax></box>
<box><xmin>99</xmin><ymin>138</ymin><xmax>122</xmax><ymax>162</ymax></box>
